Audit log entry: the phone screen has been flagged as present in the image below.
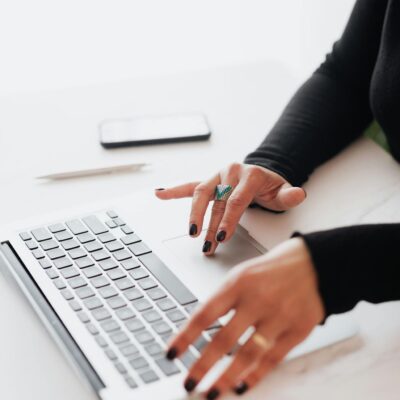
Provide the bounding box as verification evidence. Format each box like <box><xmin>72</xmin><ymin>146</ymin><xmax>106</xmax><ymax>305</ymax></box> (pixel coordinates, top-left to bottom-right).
<box><xmin>99</xmin><ymin>113</ymin><xmax>211</xmax><ymax>147</ymax></box>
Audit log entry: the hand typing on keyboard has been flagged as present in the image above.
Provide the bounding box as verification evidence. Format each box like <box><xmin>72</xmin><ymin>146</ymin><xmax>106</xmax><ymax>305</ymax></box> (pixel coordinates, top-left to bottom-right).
<box><xmin>165</xmin><ymin>238</ymin><xmax>324</xmax><ymax>398</ymax></box>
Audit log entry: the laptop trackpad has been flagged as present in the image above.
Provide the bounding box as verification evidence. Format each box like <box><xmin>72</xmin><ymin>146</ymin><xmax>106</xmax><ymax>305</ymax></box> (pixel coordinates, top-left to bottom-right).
<box><xmin>163</xmin><ymin>226</ymin><xmax>266</xmax><ymax>299</ymax></box>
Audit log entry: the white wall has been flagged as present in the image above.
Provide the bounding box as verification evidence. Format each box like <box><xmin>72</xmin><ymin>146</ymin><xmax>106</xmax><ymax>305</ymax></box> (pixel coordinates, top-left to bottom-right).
<box><xmin>0</xmin><ymin>0</ymin><xmax>355</xmax><ymax>95</ymax></box>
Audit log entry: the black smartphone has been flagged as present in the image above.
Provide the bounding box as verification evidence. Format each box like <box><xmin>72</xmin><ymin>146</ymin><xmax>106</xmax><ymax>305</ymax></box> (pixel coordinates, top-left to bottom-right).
<box><xmin>99</xmin><ymin>113</ymin><xmax>211</xmax><ymax>148</ymax></box>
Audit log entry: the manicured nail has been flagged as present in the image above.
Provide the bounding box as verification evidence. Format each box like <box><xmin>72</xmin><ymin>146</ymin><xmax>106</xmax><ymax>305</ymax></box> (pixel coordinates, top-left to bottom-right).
<box><xmin>206</xmin><ymin>388</ymin><xmax>220</xmax><ymax>400</ymax></box>
<box><xmin>202</xmin><ymin>241</ymin><xmax>212</xmax><ymax>253</ymax></box>
<box><xmin>166</xmin><ymin>347</ymin><xmax>177</xmax><ymax>360</ymax></box>
<box><xmin>189</xmin><ymin>223</ymin><xmax>198</xmax><ymax>236</ymax></box>
<box><xmin>155</xmin><ymin>188</ymin><xmax>165</xmax><ymax>191</ymax></box>
<box><xmin>234</xmin><ymin>382</ymin><xmax>248</xmax><ymax>395</ymax></box>
<box><xmin>184</xmin><ymin>377</ymin><xmax>197</xmax><ymax>392</ymax></box>
<box><xmin>216</xmin><ymin>230</ymin><xmax>226</xmax><ymax>242</ymax></box>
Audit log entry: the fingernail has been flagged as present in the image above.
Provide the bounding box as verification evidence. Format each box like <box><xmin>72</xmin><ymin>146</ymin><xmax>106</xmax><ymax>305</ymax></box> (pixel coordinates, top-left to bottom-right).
<box><xmin>216</xmin><ymin>230</ymin><xmax>226</xmax><ymax>242</ymax></box>
<box><xmin>189</xmin><ymin>223</ymin><xmax>198</xmax><ymax>236</ymax></box>
<box><xmin>202</xmin><ymin>240</ymin><xmax>212</xmax><ymax>253</ymax></box>
<box><xmin>166</xmin><ymin>347</ymin><xmax>177</xmax><ymax>360</ymax></box>
<box><xmin>206</xmin><ymin>388</ymin><xmax>220</xmax><ymax>400</ymax></box>
<box><xmin>234</xmin><ymin>382</ymin><xmax>248</xmax><ymax>395</ymax></box>
<box><xmin>155</xmin><ymin>188</ymin><xmax>165</xmax><ymax>191</ymax></box>
<box><xmin>184</xmin><ymin>377</ymin><xmax>197</xmax><ymax>392</ymax></box>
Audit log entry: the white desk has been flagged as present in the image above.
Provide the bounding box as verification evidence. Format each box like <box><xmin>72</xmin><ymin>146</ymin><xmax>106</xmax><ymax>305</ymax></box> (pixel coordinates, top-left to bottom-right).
<box><xmin>1</xmin><ymin>62</ymin><xmax>399</xmax><ymax>399</ymax></box>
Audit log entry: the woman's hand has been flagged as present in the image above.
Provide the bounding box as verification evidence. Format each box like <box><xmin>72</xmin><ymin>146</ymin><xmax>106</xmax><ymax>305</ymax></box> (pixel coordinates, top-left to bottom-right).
<box><xmin>155</xmin><ymin>163</ymin><xmax>306</xmax><ymax>255</ymax></box>
<box><xmin>166</xmin><ymin>238</ymin><xmax>325</xmax><ymax>398</ymax></box>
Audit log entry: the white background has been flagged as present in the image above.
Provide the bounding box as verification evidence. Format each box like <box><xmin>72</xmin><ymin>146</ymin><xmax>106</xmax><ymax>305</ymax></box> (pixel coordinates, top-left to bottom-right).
<box><xmin>0</xmin><ymin>0</ymin><xmax>355</xmax><ymax>95</ymax></box>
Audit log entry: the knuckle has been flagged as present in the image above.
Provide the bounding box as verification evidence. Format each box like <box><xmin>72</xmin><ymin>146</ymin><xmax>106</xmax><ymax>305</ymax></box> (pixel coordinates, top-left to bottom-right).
<box><xmin>227</xmin><ymin>195</ymin><xmax>246</xmax><ymax>209</ymax></box>
<box><xmin>194</xmin><ymin>183</ymin><xmax>210</xmax><ymax>196</ymax></box>
<box><xmin>227</xmin><ymin>162</ymin><xmax>242</xmax><ymax>175</ymax></box>
<box><xmin>212</xmin><ymin>200</ymin><xmax>226</xmax><ymax>214</ymax></box>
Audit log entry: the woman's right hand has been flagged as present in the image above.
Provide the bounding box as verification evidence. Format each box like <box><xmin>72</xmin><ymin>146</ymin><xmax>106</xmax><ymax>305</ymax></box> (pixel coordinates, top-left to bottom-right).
<box><xmin>155</xmin><ymin>163</ymin><xmax>306</xmax><ymax>254</ymax></box>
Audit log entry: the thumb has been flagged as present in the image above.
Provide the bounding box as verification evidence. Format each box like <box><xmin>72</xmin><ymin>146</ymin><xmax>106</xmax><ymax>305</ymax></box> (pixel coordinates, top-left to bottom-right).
<box><xmin>272</xmin><ymin>184</ymin><xmax>306</xmax><ymax>210</ymax></box>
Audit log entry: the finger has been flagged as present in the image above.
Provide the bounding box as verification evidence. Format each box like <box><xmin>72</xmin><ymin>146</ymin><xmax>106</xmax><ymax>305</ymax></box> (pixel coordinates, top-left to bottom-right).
<box><xmin>233</xmin><ymin>331</ymin><xmax>303</xmax><ymax>395</ymax></box>
<box><xmin>166</xmin><ymin>281</ymin><xmax>237</xmax><ymax>360</ymax></box>
<box><xmin>154</xmin><ymin>182</ymin><xmax>200</xmax><ymax>200</ymax></box>
<box><xmin>259</xmin><ymin>183</ymin><xmax>306</xmax><ymax>211</ymax></box>
<box><xmin>202</xmin><ymin>198</ymin><xmax>226</xmax><ymax>255</ymax></box>
<box><xmin>183</xmin><ymin>309</ymin><xmax>253</xmax><ymax>393</ymax></box>
<box><xmin>189</xmin><ymin>175</ymin><xmax>220</xmax><ymax>237</ymax></box>
<box><xmin>204</xmin><ymin>318</ymin><xmax>285</xmax><ymax>398</ymax></box>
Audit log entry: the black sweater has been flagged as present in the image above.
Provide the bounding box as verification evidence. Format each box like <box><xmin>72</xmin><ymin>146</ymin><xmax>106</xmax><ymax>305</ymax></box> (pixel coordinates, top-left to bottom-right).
<box><xmin>245</xmin><ymin>0</ymin><xmax>400</xmax><ymax>317</ymax></box>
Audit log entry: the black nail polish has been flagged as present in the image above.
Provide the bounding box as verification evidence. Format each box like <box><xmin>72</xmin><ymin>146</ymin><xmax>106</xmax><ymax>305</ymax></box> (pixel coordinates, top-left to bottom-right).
<box><xmin>202</xmin><ymin>240</ymin><xmax>212</xmax><ymax>253</ymax></box>
<box><xmin>189</xmin><ymin>223</ymin><xmax>198</xmax><ymax>236</ymax></box>
<box><xmin>234</xmin><ymin>382</ymin><xmax>248</xmax><ymax>395</ymax></box>
<box><xmin>206</xmin><ymin>388</ymin><xmax>220</xmax><ymax>400</ymax></box>
<box><xmin>216</xmin><ymin>230</ymin><xmax>226</xmax><ymax>242</ymax></box>
<box><xmin>155</xmin><ymin>188</ymin><xmax>165</xmax><ymax>191</ymax></box>
<box><xmin>184</xmin><ymin>377</ymin><xmax>197</xmax><ymax>392</ymax></box>
<box><xmin>166</xmin><ymin>347</ymin><xmax>177</xmax><ymax>360</ymax></box>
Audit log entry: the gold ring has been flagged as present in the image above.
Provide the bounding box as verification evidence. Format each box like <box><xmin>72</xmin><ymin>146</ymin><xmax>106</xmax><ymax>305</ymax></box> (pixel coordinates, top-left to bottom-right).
<box><xmin>252</xmin><ymin>333</ymin><xmax>275</xmax><ymax>352</ymax></box>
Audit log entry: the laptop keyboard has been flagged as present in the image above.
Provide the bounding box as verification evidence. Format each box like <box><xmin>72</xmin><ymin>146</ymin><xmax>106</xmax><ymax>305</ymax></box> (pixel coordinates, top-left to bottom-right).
<box><xmin>19</xmin><ymin>211</ymin><xmax>221</xmax><ymax>389</ymax></box>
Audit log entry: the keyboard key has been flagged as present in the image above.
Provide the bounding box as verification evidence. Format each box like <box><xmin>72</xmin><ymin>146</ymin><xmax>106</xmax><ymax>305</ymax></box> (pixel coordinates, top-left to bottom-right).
<box><xmin>54</xmin><ymin>257</ymin><xmax>73</xmax><ymax>269</ymax></box>
<box><xmin>124</xmin><ymin>288</ymin><xmax>143</xmax><ymax>301</ymax></box>
<box><xmin>138</xmin><ymin>277</ymin><xmax>157</xmax><ymax>290</ymax></box>
<box><xmin>32</xmin><ymin>249</ymin><xmax>45</xmax><ymax>259</ymax></box>
<box><xmin>106</xmin><ymin>219</ymin><xmax>118</xmax><ymax>228</ymax></box>
<box><xmin>77</xmin><ymin>232</ymin><xmax>95</xmax><ymax>244</ymax></box>
<box><xmin>143</xmin><ymin>310</ymin><xmax>162</xmax><ymax>323</ymax></box>
<box><xmin>107</xmin><ymin>296</ymin><xmax>127</xmax><ymax>309</ymax></box>
<box><xmin>114</xmin><ymin>217</ymin><xmax>125</xmax><ymax>226</ymax></box>
<box><xmin>77</xmin><ymin>311</ymin><xmax>90</xmax><ymax>323</ymax></box>
<box><xmin>61</xmin><ymin>239</ymin><xmax>80</xmax><ymax>251</ymax></box>
<box><xmin>61</xmin><ymin>289</ymin><xmax>74</xmax><ymax>300</ymax></box>
<box><xmin>92</xmin><ymin>250</ymin><xmax>110</xmax><ymax>262</ymax></box>
<box><xmin>92</xmin><ymin>307</ymin><xmax>111</xmax><ymax>321</ymax></box>
<box><xmin>129</xmin><ymin>356</ymin><xmax>148</xmax><ymax>370</ymax></box>
<box><xmin>61</xmin><ymin>266</ymin><xmax>80</xmax><ymax>279</ymax></box>
<box><xmin>105</xmin><ymin>348</ymin><xmax>118</xmax><ymax>361</ymax></box>
<box><xmin>69</xmin><ymin>300</ymin><xmax>82</xmax><ymax>312</ymax></box>
<box><xmin>99</xmin><ymin>286</ymin><xmax>118</xmax><ymax>299</ymax></box>
<box><xmin>110</xmin><ymin>331</ymin><xmax>130</xmax><ymax>345</ymax></box>
<box><xmin>101</xmin><ymin>319</ymin><xmax>120</xmax><ymax>333</ymax></box>
<box><xmin>75</xmin><ymin>256</ymin><xmax>95</xmax><ymax>269</ymax></box>
<box><xmin>128</xmin><ymin>242</ymin><xmax>151</xmax><ymax>256</ymax></box>
<box><xmin>115</xmin><ymin>277</ymin><xmax>135</xmax><ymax>291</ymax></box>
<box><xmin>139</xmin><ymin>253</ymin><xmax>198</xmax><ymax>306</ymax></box>
<box><xmin>48</xmin><ymin>223</ymin><xmax>65</xmax><ymax>233</ymax></box>
<box><xmin>166</xmin><ymin>309</ymin><xmax>186</xmax><ymax>323</ymax></box>
<box><xmin>107</xmin><ymin>210</ymin><xmax>118</xmax><ymax>218</ymax></box>
<box><xmin>97</xmin><ymin>232</ymin><xmax>115</xmax><ymax>243</ymax></box>
<box><xmin>31</xmin><ymin>227</ymin><xmax>52</xmax><ymax>242</ymax></box>
<box><xmin>121</xmin><ymin>234</ymin><xmax>141</xmax><ymax>245</ymax></box>
<box><xmin>115</xmin><ymin>362</ymin><xmax>127</xmax><ymax>374</ymax></box>
<box><xmin>106</xmin><ymin>241</ymin><xmax>124</xmax><ymax>252</ymax></box>
<box><xmin>155</xmin><ymin>358</ymin><xmax>180</xmax><ymax>376</ymax></box>
<box><xmin>144</xmin><ymin>342</ymin><xmax>164</xmax><ymax>357</ymax></box>
<box><xmin>185</xmin><ymin>301</ymin><xmax>199</xmax><ymax>315</ymax></box>
<box><xmin>86</xmin><ymin>323</ymin><xmax>99</xmax><ymax>335</ymax></box>
<box><xmin>156</xmin><ymin>298</ymin><xmax>176</xmax><ymax>312</ymax></box>
<box><xmin>55</xmin><ymin>230</ymin><xmax>73</xmax><ymax>242</ymax></box>
<box><xmin>121</xmin><ymin>259</ymin><xmax>140</xmax><ymax>270</ymax></box>
<box><xmin>120</xmin><ymin>343</ymin><xmax>138</xmax><ymax>357</ymax></box>
<box><xmin>26</xmin><ymin>240</ymin><xmax>38</xmax><ymax>250</ymax></box>
<box><xmin>47</xmin><ymin>248</ymin><xmax>65</xmax><ymax>260</ymax></box>
<box><xmin>84</xmin><ymin>297</ymin><xmax>103</xmax><ymax>310</ymax></box>
<box><xmin>98</xmin><ymin>258</ymin><xmax>118</xmax><ymax>271</ymax></box>
<box><xmin>39</xmin><ymin>258</ymin><xmax>52</xmax><ymax>269</ymax></box>
<box><xmin>82</xmin><ymin>266</ymin><xmax>102</xmax><ymax>278</ymax></box>
<box><xmin>132</xmin><ymin>298</ymin><xmax>152</xmax><ymax>312</ymax></box>
<box><xmin>91</xmin><ymin>276</ymin><xmax>109</xmax><ymax>288</ymax></box>
<box><xmin>152</xmin><ymin>321</ymin><xmax>172</xmax><ymax>336</ymax></box>
<box><xmin>95</xmin><ymin>335</ymin><xmax>108</xmax><ymax>348</ymax></box>
<box><xmin>140</xmin><ymin>369</ymin><xmax>159</xmax><ymax>384</ymax></box>
<box><xmin>76</xmin><ymin>286</ymin><xmax>95</xmax><ymax>299</ymax></box>
<box><xmin>180</xmin><ymin>349</ymin><xmax>198</xmax><ymax>370</ymax></box>
<box><xmin>68</xmin><ymin>248</ymin><xmax>87</xmax><ymax>259</ymax></box>
<box><xmin>135</xmin><ymin>330</ymin><xmax>155</xmax><ymax>344</ymax></box>
<box><xmin>40</xmin><ymin>239</ymin><xmax>59</xmax><ymax>251</ymax></box>
<box><xmin>53</xmin><ymin>278</ymin><xmax>66</xmax><ymax>289</ymax></box>
<box><xmin>147</xmin><ymin>288</ymin><xmax>167</xmax><ymax>301</ymax></box>
<box><xmin>19</xmin><ymin>232</ymin><xmax>32</xmax><ymax>241</ymax></box>
<box><xmin>66</xmin><ymin>220</ymin><xmax>87</xmax><ymax>235</ymax></box>
<box><xmin>121</xmin><ymin>225</ymin><xmax>134</xmax><ymax>235</ymax></box>
<box><xmin>46</xmin><ymin>268</ymin><xmax>59</xmax><ymax>279</ymax></box>
<box><xmin>113</xmin><ymin>249</ymin><xmax>132</xmax><ymax>261</ymax></box>
<box><xmin>83</xmin><ymin>215</ymin><xmax>108</xmax><ymax>235</ymax></box>
<box><xmin>107</xmin><ymin>268</ymin><xmax>127</xmax><ymax>281</ymax></box>
<box><xmin>68</xmin><ymin>276</ymin><xmax>87</xmax><ymax>289</ymax></box>
<box><xmin>125</xmin><ymin>318</ymin><xmax>145</xmax><ymax>332</ymax></box>
<box><xmin>129</xmin><ymin>267</ymin><xmax>149</xmax><ymax>280</ymax></box>
<box><xmin>84</xmin><ymin>241</ymin><xmax>103</xmax><ymax>253</ymax></box>
<box><xmin>115</xmin><ymin>307</ymin><xmax>135</xmax><ymax>320</ymax></box>
<box><xmin>125</xmin><ymin>376</ymin><xmax>138</xmax><ymax>389</ymax></box>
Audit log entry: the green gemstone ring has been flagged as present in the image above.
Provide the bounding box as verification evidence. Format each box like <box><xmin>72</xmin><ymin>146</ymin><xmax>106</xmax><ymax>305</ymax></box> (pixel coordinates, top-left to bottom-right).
<box><xmin>214</xmin><ymin>184</ymin><xmax>233</xmax><ymax>201</ymax></box>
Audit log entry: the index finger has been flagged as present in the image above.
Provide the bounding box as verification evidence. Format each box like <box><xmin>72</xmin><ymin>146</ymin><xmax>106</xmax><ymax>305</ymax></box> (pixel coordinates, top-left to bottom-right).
<box><xmin>155</xmin><ymin>182</ymin><xmax>200</xmax><ymax>199</ymax></box>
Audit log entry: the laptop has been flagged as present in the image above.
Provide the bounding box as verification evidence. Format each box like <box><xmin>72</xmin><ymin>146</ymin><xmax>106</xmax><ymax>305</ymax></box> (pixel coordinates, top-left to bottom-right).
<box><xmin>0</xmin><ymin>189</ymin><xmax>357</xmax><ymax>400</ymax></box>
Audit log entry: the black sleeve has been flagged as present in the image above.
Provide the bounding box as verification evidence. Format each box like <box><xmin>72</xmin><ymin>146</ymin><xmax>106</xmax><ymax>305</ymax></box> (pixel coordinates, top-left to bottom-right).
<box><xmin>292</xmin><ymin>225</ymin><xmax>400</xmax><ymax>317</ymax></box>
<box><xmin>244</xmin><ymin>0</ymin><xmax>388</xmax><ymax>187</ymax></box>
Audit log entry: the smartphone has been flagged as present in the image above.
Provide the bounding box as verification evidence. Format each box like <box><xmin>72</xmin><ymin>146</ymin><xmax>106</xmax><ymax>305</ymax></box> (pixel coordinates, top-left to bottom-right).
<box><xmin>99</xmin><ymin>113</ymin><xmax>211</xmax><ymax>148</ymax></box>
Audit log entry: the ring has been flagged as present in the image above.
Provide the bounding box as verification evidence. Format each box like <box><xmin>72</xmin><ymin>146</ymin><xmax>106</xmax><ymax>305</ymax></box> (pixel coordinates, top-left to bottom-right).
<box><xmin>214</xmin><ymin>184</ymin><xmax>233</xmax><ymax>201</ymax></box>
<box><xmin>251</xmin><ymin>333</ymin><xmax>275</xmax><ymax>352</ymax></box>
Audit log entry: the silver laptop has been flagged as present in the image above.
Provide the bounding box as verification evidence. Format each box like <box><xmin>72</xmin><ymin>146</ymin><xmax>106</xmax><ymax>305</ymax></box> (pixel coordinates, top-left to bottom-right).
<box><xmin>0</xmin><ymin>189</ymin><xmax>357</xmax><ymax>400</ymax></box>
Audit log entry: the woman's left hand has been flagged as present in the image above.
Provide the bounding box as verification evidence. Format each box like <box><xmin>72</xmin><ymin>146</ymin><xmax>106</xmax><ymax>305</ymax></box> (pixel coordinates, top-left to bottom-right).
<box><xmin>166</xmin><ymin>237</ymin><xmax>325</xmax><ymax>398</ymax></box>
